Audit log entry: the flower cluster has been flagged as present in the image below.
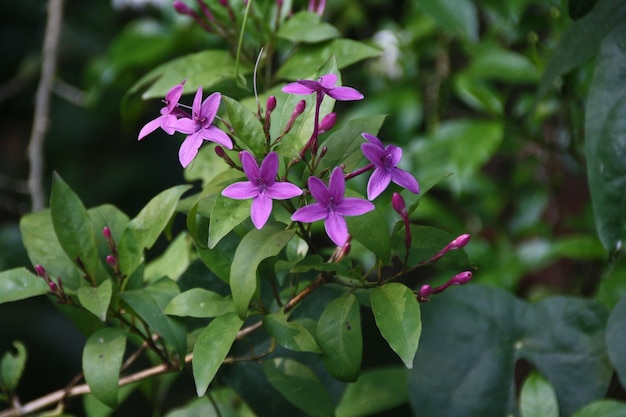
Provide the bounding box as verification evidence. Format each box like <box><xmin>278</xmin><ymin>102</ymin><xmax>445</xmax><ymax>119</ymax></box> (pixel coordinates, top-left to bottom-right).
<box><xmin>139</xmin><ymin>74</ymin><xmax>420</xmax><ymax>247</ymax></box>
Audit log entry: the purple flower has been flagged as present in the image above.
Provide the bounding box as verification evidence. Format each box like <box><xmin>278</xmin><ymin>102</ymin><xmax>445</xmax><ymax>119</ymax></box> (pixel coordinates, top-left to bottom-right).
<box><xmin>281</xmin><ymin>74</ymin><xmax>363</xmax><ymax>101</ymax></box>
<box><xmin>170</xmin><ymin>87</ymin><xmax>233</xmax><ymax>167</ymax></box>
<box><xmin>222</xmin><ymin>151</ymin><xmax>302</xmax><ymax>229</ymax></box>
<box><xmin>138</xmin><ymin>80</ymin><xmax>186</xmax><ymax>140</ymax></box>
<box><xmin>361</xmin><ymin>133</ymin><xmax>420</xmax><ymax>200</ymax></box>
<box><xmin>291</xmin><ymin>167</ymin><xmax>374</xmax><ymax>246</ymax></box>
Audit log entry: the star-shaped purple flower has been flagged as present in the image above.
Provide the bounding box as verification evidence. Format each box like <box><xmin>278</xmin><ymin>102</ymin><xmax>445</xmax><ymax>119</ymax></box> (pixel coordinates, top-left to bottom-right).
<box><xmin>291</xmin><ymin>167</ymin><xmax>374</xmax><ymax>246</ymax></box>
<box><xmin>138</xmin><ymin>80</ymin><xmax>186</xmax><ymax>140</ymax></box>
<box><xmin>222</xmin><ymin>151</ymin><xmax>302</xmax><ymax>229</ymax></box>
<box><xmin>361</xmin><ymin>133</ymin><xmax>420</xmax><ymax>200</ymax></box>
<box><xmin>170</xmin><ymin>87</ymin><xmax>233</xmax><ymax>168</ymax></box>
<box><xmin>281</xmin><ymin>74</ymin><xmax>363</xmax><ymax>101</ymax></box>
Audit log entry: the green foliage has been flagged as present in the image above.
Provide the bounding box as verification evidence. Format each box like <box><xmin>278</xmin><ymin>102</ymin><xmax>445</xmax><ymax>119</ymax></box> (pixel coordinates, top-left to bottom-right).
<box><xmin>0</xmin><ymin>342</ymin><xmax>27</xmax><ymax>392</ymax></box>
<box><xmin>520</xmin><ymin>371</ymin><xmax>559</xmax><ymax>417</ymax></box>
<box><xmin>82</xmin><ymin>328</ymin><xmax>127</xmax><ymax>408</ymax></box>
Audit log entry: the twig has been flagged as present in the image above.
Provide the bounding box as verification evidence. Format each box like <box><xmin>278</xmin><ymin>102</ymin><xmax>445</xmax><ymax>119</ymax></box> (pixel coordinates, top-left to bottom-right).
<box><xmin>26</xmin><ymin>0</ymin><xmax>64</xmax><ymax>211</ymax></box>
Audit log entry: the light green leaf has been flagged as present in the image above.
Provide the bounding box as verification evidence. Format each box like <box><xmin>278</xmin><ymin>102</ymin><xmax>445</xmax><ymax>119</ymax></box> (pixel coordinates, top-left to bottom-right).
<box><xmin>222</xmin><ymin>96</ymin><xmax>266</xmax><ymax>155</ymax></box>
<box><xmin>165</xmin><ymin>288</ymin><xmax>234</xmax><ymax>318</ymax></box>
<box><xmin>584</xmin><ymin>22</ymin><xmax>626</xmax><ymax>254</ymax></box>
<box><xmin>415</xmin><ymin>0</ymin><xmax>478</xmax><ymax>41</ymax></box>
<box><xmin>453</xmin><ymin>74</ymin><xmax>503</xmax><ymax>115</ymax></box>
<box><xmin>118</xmin><ymin>185</ymin><xmax>191</xmax><ymax>278</ymax></box>
<box><xmin>0</xmin><ymin>268</ymin><xmax>50</xmax><ymax>304</ymax></box>
<box><xmin>262</xmin><ymin>358</ymin><xmax>334</xmax><ymax>417</ymax></box>
<box><xmin>370</xmin><ymin>283</ymin><xmax>421</xmax><ymax>369</ymax></box>
<box><xmin>82</xmin><ymin>328</ymin><xmax>127</xmax><ymax>408</ymax></box>
<box><xmin>77</xmin><ymin>279</ymin><xmax>113</xmax><ymax>322</ymax></box>
<box><xmin>316</xmin><ymin>294</ymin><xmax>362</xmax><ymax>382</ymax></box>
<box><xmin>336</xmin><ymin>367</ymin><xmax>409</xmax><ymax>417</ymax></box>
<box><xmin>50</xmin><ymin>173</ymin><xmax>99</xmax><ymax>280</ymax></box>
<box><xmin>230</xmin><ymin>224</ymin><xmax>295</xmax><ymax>319</ymax></box>
<box><xmin>277</xmin><ymin>39</ymin><xmax>381</xmax><ymax>80</ymax></box>
<box><xmin>120</xmin><ymin>278</ymin><xmax>187</xmax><ymax>359</ymax></box>
<box><xmin>193</xmin><ymin>312</ymin><xmax>243</xmax><ymax>396</ymax></box>
<box><xmin>0</xmin><ymin>341</ymin><xmax>27</xmax><ymax>391</ymax></box>
<box><xmin>572</xmin><ymin>400</ymin><xmax>626</xmax><ymax>417</ymax></box>
<box><xmin>263</xmin><ymin>312</ymin><xmax>321</xmax><ymax>353</ymax></box>
<box><xmin>208</xmin><ymin>194</ymin><xmax>252</xmax><ymax>249</ymax></box>
<box><xmin>520</xmin><ymin>371</ymin><xmax>559</xmax><ymax>417</ymax></box>
<box><xmin>145</xmin><ymin>232</ymin><xmax>192</xmax><ymax>283</ymax></box>
<box><xmin>277</xmin><ymin>11</ymin><xmax>341</xmax><ymax>43</ymax></box>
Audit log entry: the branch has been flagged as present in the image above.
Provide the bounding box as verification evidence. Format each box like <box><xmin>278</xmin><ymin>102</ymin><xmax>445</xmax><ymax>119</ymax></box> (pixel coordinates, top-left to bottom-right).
<box><xmin>27</xmin><ymin>0</ymin><xmax>64</xmax><ymax>211</ymax></box>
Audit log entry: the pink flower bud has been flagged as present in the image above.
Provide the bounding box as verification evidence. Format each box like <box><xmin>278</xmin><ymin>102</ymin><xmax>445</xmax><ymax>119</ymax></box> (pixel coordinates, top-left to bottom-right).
<box><xmin>173</xmin><ymin>0</ymin><xmax>194</xmax><ymax>15</ymax></box>
<box><xmin>319</xmin><ymin>146</ymin><xmax>328</xmax><ymax>158</ymax></box>
<box><xmin>218</xmin><ymin>0</ymin><xmax>229</xmax><ymax>5</ymax></box>
<box><xmin>392</xmin><ymin>193</ymin><xmax>407</xmax><ymax>216</ymax></box>
<box><xmin>418</xmin><ymin>284</ymin><xmax>433</xmax><ymax>302</ymax></box>
<box><xmin>103</xmin><ymin>226</ymin><xmax>112</xmax><ymax>240</ymax></box>
<box><xmin>295</xmin><ymin>100</ymin><xmax>306</xmax><ymax>114</ymax></box>
<box><xmin>35</xmin><ymin>264</ymin><xmax>47</xmax><ymax>278</ymax></box>
<box><xmin>318</xmin><ymin>112</ymin><xmax>336</xmax><ymax>134</ymax></box>
<box><xmin>448</xmin><ymin>234</ymin><xmax>471</xmax><ymax>250</ymax></box>
<box><xmin>266</xmin><ymin>96</ymin><xmax>277</xmax><ymax>112</ymax></box>
<box><xmin>451</xmin><ymin>271</ymin><xmax>472</xmax><ymax>285</ymax></box>
<box><xmin>49</xmin><ymin>281</ymin><xmax>58</xmax><ymax>292</ymax></box>
<box><xmin>215</xmin><ymin>146</ymin><xmax>226</xmax><ymax>157</ymax></box>
<box><xmin>106</xmin><ymin>255</ymin><xmax>118</xmax><ymax>268</ymax></box>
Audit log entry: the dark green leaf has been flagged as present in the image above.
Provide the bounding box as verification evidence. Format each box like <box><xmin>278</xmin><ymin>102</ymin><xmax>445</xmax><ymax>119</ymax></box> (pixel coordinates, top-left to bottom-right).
<box><xmin>50</xmin><ymin>173</ymin><xmax>99</xmax><ymax>281</ymax></box>
<box><xmin>585</xmin><ymin>22</ymin><xmax>626</xmax><ymax>254</ymax></box>
<box><xmin>316</xmin><ymin>294</ymin><xmax>362</xmax><ymax>382</ymax></box>
<box><xmin>120</xmin><ymin>278</ymin><xmax>187</xmax><ymax>359</ymax></box>
<box><xmin>277</xmin><ymin>11</ymin><xmax>341</xmax><ymax>43</ymax></box>
<box><xmin>277</xmin><ymin>39</ymin><xmax>381</xmax><ymax>80</ymax></box>
<box><xmin>262</xmin><ymin>358</ymin><xmax>334</xmax><ymax>417</ymax></box>
<box><xmin>0</xmin><ymin>341</ymin><xmax>27</xmax><ymax>391</ymax></box>
<box><xmin>222</xmin><ymin>96</ymin><xmax>266</xmax><ymax>155</ymax></box>
<box><xmin>208</xmin><ymin>194</ymin><xmax>252</xmax><ymax>249</ymax></box>
<box><xmin>193</xmin><ymin>312</ymin><xmax>243</xmax><ymax>396</ymax></box>
<box><xmin>230</xmin><ymin>224</ymin><xmax>295</xmax><ymax>319</ymax></box>
<box><xmin>572</xmin><ymin>400</ymin><xmax>626</xmax><ymax>417</ymax></box>
<box><xmin>453</xmin><ymin>74</ymin><xmax>503</xmax><ymax>115</ymax></box>
<box><xmin>0</xmin><ymin>268</ymin><xmax>50</xmax><ymax>304</ymax></box>
<box><xmin>520</xmin><ymin>371</ymin><xmax>559</xmax><ymax>417</ymax></box>
<box><xmin>82</xmin><ymin>328</ymin><xmax>127</xmax><ymax>408</ymax></box>
<box><xmin>415</xmin><ymin>0</ymin><xmax>478</xmax><ymax>41</ymax></box>
<box><xmin>263</xmin><ymin>312</ymin><xmax>321</xmax><ymax>353</ymax></box>
<box><xmin>77</xmin><ymin>279</ymin><xmax>113</xmax><ymax>321</ymax></box>
<box><xmin>346</xmin><ymin>206</ymin><xmax>390</xmax><ymax>263</ymax></box>
<box><xmin>336</xmin><ymin>367</ymin><xmax>408</xmax><ymax>417</ymax></box>
<box><xmin>607</xmin><ymin>295</ymin><xmax>626</xmax><ymax>388</ymax></box>
<box><xmin>165</xmin><ymin>288</ymin><xmax>234</xmax><ymax>318</ymax></box>
<box><xmin>370</xmin><ymin>283</ymin><xmax>421</xmax><ymax>369</ymax></box>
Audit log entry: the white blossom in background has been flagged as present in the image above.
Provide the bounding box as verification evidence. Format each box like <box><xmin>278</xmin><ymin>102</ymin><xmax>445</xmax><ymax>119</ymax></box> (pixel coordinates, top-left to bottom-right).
<box><xmin>370</xmin><ymin>29</ymin><xmax>404</xmax><ymax>80</ymax></box>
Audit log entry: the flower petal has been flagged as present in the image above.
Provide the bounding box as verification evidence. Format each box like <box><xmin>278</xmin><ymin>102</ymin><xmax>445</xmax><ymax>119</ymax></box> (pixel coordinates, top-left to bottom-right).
<box><xmin>222</xmin><ymin>181</ymin><xmax>260</xmax><ymax>199</ymax></box>
<box><xmin>328</xmin><ymin>167</ymin><xmax>346</xmax><ymax>203</ymax></box>
<box><xmin>325</xmin><ymin>211</ymin><xmax>348</xmax><ymax>246</ymax></box>
<box><xmin>251</xmin><ymin>193</ymin><xmax>272</xmax><ymax>229</ymax></box>
<box><xmin>318</xmin><ymin>74</ymin><xmax>337</xmax><ymax>89</ymax></box>
<box><xmin>202</xmin><ymin>126</ymin><xmax>233</xmax><ymax>149</ymax></box>
<box><xmin>160</xmin><ymin>113</ymin><xmax>178</xmax><ymax>135</ymax></box>
<box><xmin>307</xmin><ymin>176</ymin><xmax>330</xmax><ymax>205</ymax></box>
<box><xmin>327</xmin><ymin>86</ymin><xmax>364</xmax><ymax>101</ymax></box>
<box><xmin>386</xmin><ymin>145</ymin><xmax>402</xmax><ymax>166</ymax></box>
<box><xmin>259</xmin><ymin>152</ymin><xmax>279</xmax><ymax>185</ymax></box>
<box><xmin>282</xmin><ymin>82</ymin><xmax>315</xmax><ymax>95</ymax></box>
<box><xmin>362</xmin><ymin>132</ymin><xmax>384</xmax><ymax>147</ymax></box>
<box><xmin>367</xmin><ymin>168</ymin><xmax>392</xmax><ymax>200</ymax></box>
<box><xmin>138</xmin><ymin>117</ymin><xmax>163</xmax><ymax>140</ymax></box>
<box><xmin>201</xmin><ymin>92</ymin><xmax>221</xmax><ymax>124</ymax></box>
<box><xmin>178</xmin><ymin>133</ymin><xmax>203</xmax><ymax>167</ymax></box>
<box><xmin>391</xmin><ymin>168</ymin><xmax>420</xmax><ymax>194</ymax></box>
<box><xmin>266</xmin><ymin>182</ymin><xmax>303</xmax><ymax>200</ymax></box>
<box><xmin>291</xmin><ymin>203</ymin><xmax>328</xmax><ymax>223</ymax></box>
<box><xmin>361</xmin><ymin>142</ymin><xmax>388</xmax><ymax>167</ymax></box>
<box><xmin>192</xmin><ymin>87</ymin><xmax>203</xmax><ymax>116</ymax></box>
<box><xmin>170</xmin><ymin>117</ymin><xmax>198</xmax><ymax>135</ymax></box>
<box><xmin>336</xmin><ymin>198</ymin><xmax>375</xmax><ymax>216</ymax></box>
<box><xmin>240</xmin><ymin>150</ymin><xmax>260</xmax><ymax>182</ymax></box>
<box><xmin>165</xmin><ymin>81</ymin><xmax>185</xmax><ymax>111</ymax></box>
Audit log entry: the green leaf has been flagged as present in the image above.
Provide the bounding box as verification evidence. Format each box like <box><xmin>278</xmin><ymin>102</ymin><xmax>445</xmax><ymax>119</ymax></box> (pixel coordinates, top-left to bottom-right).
<box><xmin>162</xmin><ymin>387</ymin><xmax>256</xmax><ymax>417</ymax></box>
<box><xmin>82</xmin><ymin>328</ymin><xmax>127</xmax><ymax>408</ymax></box>
<box><xmin>20</xmin><ymin>210</ymin><xmax>83</xmax><ymax>290</ymax></box>
<box><xmin>193</xmin><ymin>312</ymin><xmax>243</xmax><ymax>396</ymax></box>
<box><xmin>230</xmin><ymin>224</ymin><xmax>295</xmax><ymax>319</ymax></box>
<box><xmin>415</xmin><ymin>0</ymin><xmax>478</xmax><ymax>41</ymax></box>
<box><xmin>165</xmin><ymin>288</ymin><xmax>234</xmax><ymax>318</ymax></box>
<box><xmin>0</xmin><ymin>268</ymin><xmax>50</xmax><ymax>304</ymax></box>
<box><xmin>464</xmin><ymin>45</ymin><xmax>540</xmax><ymax>84</ymax></box>
<box><xmin>585</xmin><ymin>22</ymin><xmax>626</xmax><ymax>254</ymax></box>
<box><xmin>572</xmin><ymin>400</ymin><xmax>626</xmax><ymax>417</ymax></box>
<box><xmin>346</xmin><ymin>206</ymin><xmax>391</xmax><ymax>263</ymax></box>
<box><xmin>319</xmin><ymin>114</ymin><xmax>386</xmax><ymax>172</ymax></box>
<box><xmin>408</xmin><ymin>285</ymin><xmax>611</xmax><ymax>417</ymax></box>
<box><xmin>263</xmin><ymin>312</ymin><xmax>321</xmax><ymax>353</ymax></box>
<box><xmin>277</xmin><ymin>11</ymin><xmax>341</xmax><ymax>43</ymax></box>
<box><xmin>453</xmin><ymin>74</ymin><xmax>503</xmax><ymax>115</ymax></box>
<box><xmin>145</xmin><ymin>232</ymin><xmax>192</xmax><ymax>283</ymax></box>
<box><xmin>370</xmin><ymin>283</ymin><xmax>421</xmax><ymax>369</ymax></box>
<box><xmin>77</xmin><ymin>279</ymin><xmax>113</xmax><ymax>322</ymax></box>
<box><xmin>222</xmin><ymin>96</ymin><xmax>266</xmax><ymax>155</ymax></box>
<box><xmin>50</xmin><ymin>173</ymin><xmax>99</xmax><ymax>280</ymax></box>
<box><xmin>316</xmin><ymin>294</ymin><xmax>362</xmax><ymax>382</ymax></box>
<box><xmin>117</xmin><ymin>185</ymin><xmax>191</xmax><ymax>279</ymax></box>
<box><xmin>538</xmin><ymin>0</ymin><xmax>626</xmax><ymax>99</ymax></box>
<box><xmin>401</xmin><ymin>225</ymin><xmax>470</xmax><ymax>268</ymax></box>
<box><xmin>0</xmin><ymin>341</ymin><xmax>27</xmax><ymax>391</ymax></box>
<box><xmin>607</xmin><ymin>295</ymin><xmax>626</xmax><ymax>388</ymax></box>
<box><xmin>262</xmin><ymin>358</ymin><xmax>334</xmax><ymax>417</ymax></box>
<box><xmin>336</xmin><ymin>367</ymin><xmax>409</xmax><ymax>417</ymax></box>
<box><xmin>120</xmin><ymin>278</ymin><xmax>187</xmax><ymax>359</ymax></box>
<box><xmin>130</xmin><ymin>50</ymin><xmax>251</xmax><ymax>99</ymax></box>
<box><xmin>520</xmin><ymin>371</ymin><xmax>559</xmax><ymax>417</ymax></box>
<box><xmin>208</xmin><ymin>194</ymin><xmax>252</xmax><ymax>249</ymax></box>
<box><xmin>277</xmin><ymin>39</ymin><xmax>381</xmax><ymax>80</ymax></box>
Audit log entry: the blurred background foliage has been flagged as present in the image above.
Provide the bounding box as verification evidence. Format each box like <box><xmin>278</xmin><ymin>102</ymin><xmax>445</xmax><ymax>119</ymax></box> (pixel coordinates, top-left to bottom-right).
<box><xmin>1</xmin><ymin>0</ymin><xmax>625</xmax><ymax>415</ymax></box>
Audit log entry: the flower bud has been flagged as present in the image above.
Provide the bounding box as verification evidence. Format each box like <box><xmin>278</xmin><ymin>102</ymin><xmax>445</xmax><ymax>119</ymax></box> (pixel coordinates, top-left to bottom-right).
<box><xmin>49</xmin><ymin>281</ymin><xmax>58</xmax><ymax>292</ymax></box>
<box><xmin>295</xmin><ymin>100</ymin><xmax>306</xmax><ymax>115</ymax></box>
<box><xmin>218</xmin><ymin>0</ymin><xmax>229</xmax><ymax>5</ymax></box>
<box><xmin>450</xmin><ymin>271</ymin><xmax>472</xmax><ymax>285</ymax></box>
<box><xmin>215</xmin><ymin>146</ymin><xmax>226</xmax><ymax>157</ymax></box>
<box><xmin>103</xmin><ymin>226</ymin><xmax>112</xmax><ymax>240</ymax></box>
<box><xmin>392</xmin><ymin>193</ymin><xmax>407</xmax><ymax>216</ymax></box>
<box><xmin>418</xmin><ymin>284</ymin><xmax>433</xmax><ymax>301</ymax></box>
<box><xmin>106</xmin><ymin>255</ymin><xmax>118</xmax><ymax>268</ymax></box>
<box><xmin>318</xmin><ymin>112</ymin><xmax>336</xmax><ymax>134</ymax></box>
<box><xmin>266</xmin><ymin>95</ymin><xmax>277</xmax><ymax>112</ymax></box>
<box><xmin>448</xmin><ymin>234</ymin><xmax>471</xmax><ymax>250</ymax></box>
<box><xmin>173</xmin><ymin>0</ymin><xmax>194</xmax><ymax>15</ymax></box>
<box><xmin>35</xmin><ymin>264</ymin><xmax>47</xmax><ymax>278</ymax></box>
<box><xmin>319</xmin><ymin>146</ymin><xmax>328</xmax><ymax>158</ymax></box>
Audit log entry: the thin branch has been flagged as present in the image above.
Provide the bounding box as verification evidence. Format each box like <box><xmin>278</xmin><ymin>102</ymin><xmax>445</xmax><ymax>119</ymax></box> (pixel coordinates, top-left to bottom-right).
<box><xmin>27</xmin><ymin>0</ymin><xmax>64</xmax><ymax>211</ymax></box>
